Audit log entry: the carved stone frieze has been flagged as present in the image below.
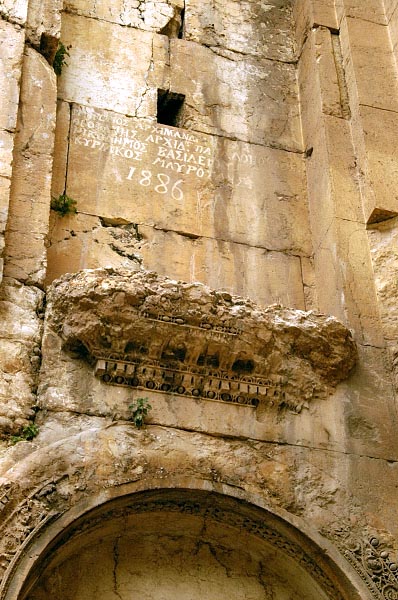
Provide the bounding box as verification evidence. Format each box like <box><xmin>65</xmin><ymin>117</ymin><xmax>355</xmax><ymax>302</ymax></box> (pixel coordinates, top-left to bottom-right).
<box><xmin>46</xmin><ymin>268</ymin><xmax>357</xmax><ymax>412</ymax></box>
<box><xmin>327</xmin><ymin>530</ymin><xmax>398</xmax><ymax>599</ymax></box>
<box><xmin>9</xmin><ymin>491</ymin><xmax>344</xmax><ymax>600</ymax></box>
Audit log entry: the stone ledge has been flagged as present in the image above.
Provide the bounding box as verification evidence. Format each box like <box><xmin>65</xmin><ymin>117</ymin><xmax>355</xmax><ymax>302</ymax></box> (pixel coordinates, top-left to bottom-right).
<box><xmin>46</xmin><ymin>268</ymin><xmax>357</xmax><ymax>413</ymax></box>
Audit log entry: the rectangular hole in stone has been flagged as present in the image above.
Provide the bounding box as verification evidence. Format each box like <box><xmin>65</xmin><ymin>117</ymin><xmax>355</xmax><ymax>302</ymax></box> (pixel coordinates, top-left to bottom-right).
<box><xmin>157</xmin><ymin>89</ymin><xmax>186</xmax><ymax>127</ymax></box>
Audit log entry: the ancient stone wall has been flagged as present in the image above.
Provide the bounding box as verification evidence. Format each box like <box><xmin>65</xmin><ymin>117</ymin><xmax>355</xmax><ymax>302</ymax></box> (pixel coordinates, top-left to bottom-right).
<box><xmin>1</xmin><ymin>0</ymin><xmax>398</xmax><ymax>599</ymax></box>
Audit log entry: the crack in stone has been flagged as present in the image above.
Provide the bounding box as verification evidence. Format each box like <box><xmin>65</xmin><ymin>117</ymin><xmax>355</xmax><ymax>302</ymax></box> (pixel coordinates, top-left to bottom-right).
<box><xmin>113</xmin><ymin>536</ymin><xmax>123</xmax><ymax>600</ymax></box>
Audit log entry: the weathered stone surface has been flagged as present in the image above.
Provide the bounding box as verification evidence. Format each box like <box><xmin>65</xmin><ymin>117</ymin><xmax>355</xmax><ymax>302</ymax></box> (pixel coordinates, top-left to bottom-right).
<box><xmin>314</xmin><ymin>218</ymin><xmax>384</xmax><ymax>347</ymax></box>
<box><xmin>368</xmin><ymin>217</ymin><xmax>398</xmax><ymax>389</ymax></box>
<box><xmin>388</xmin><ymin>1</ymin><xmax>398</xmax><ymax>63</ymax></box>
<box><xmin>56</xmin><ymin>104</ymin><xmax>310</xmax><ymax>253</ymax></box>
<box><xmin>385</xmin><ymin>0</ymin><xmax>398</xmax><ymax>22</ymax></box>
<box><xmin>46</xmin><ymin>215</ymin><xmax>308</xmax><ymax>309</ymax></box>
<box><xmin>294</xmin><ymin>0</ymin><xmax>339</xmax><ymax>52</ymax></box>
<box><xmin>26</xmin><ymin>0</ymin><xmax>62</xmax><ymax>47</ymax></box>
<box><xmin>297</xmin><ymin>20</ymin><xmax>384</xmax><ymax>349</ymax></box>
<box><xmin>0</xmin><ymin>21</ymin><xmax>22</xmax><ymax>283</ymax></box>
<box><xmin>0</xmin><ymin>130</ymin><xmax>14</xmax><ymax>179</ymax></box>
<box><xmin>58</xmin><ymin>14</ymin><xmax>168</xmax><ymax>118</ymax></box>
<box><xmin>45</xmin><ymin>268</ymin><xmax>357</xmax><ymax>414</ymax></box>
<box><xmin>343</xmin><ymin>17</ymin><xmax>398</xmax><ymax>113</ymax></box>
<box><xmin>0</xmin><ymin>412</ymin><xmax>387</xmax><ymax>600</ymax></box>
<box><xmin>342</xmin><ymin>0</ymin><xmax>388</xmax><ymax>24</ymax></box>
<box><xmin>50</xmin><ymin>100</ymin><xmax>70</xmax><ymax>198</ymax></box>
<box><xmin>58</xmin><ymin>14</ymin><xmax>301</xmax><ymax>150</ymax></box>
<box><xmin>64</xmin><ymin>0</ymin><xmax>184</xmax><ymax>35</ymax></box>
<box><xmin>27</xmin><ymin>503</ymin><xmax>333</xmax><ymax>600</ymax></box>
<box><xmin>0</xmin><ymin>20</ymin><xmax>24</xmax><ymax>132</ymax></box>
<box><xmin>0</xmin><ymin>278</ymin><xmax>44</xmax><ymax>435</ymax></box>
<box><xmin>1</xmin><ymin>2</ymin><xmax>398</xmax><ymax>599</ymax></box>
<box><xmin>356</xmin><ymin>105</ymin><xmax>398</xmax><ymax>222</ymax></box>
<box><xmin>4</xmin><ymin>48</ymin><xmax>56</xmax><ymax>286</ymax></box>
<box><xmin>170</xmin><ymin>39</ymin><xmax>302</xmax><ymax>150</ymax></box>
<box><xmin>0</xmin><ymin>175</ymin><xmax>11</xmax><ymax>235</ymax></box>
<box><xmin>368</xmin><ymin>218</ymin><xmax>398</xmax><ymax>343</ymax></box>
<box><xmin>0</xmin><ymin>0</ymin><xmax>28</xmax><ymax>24</ymax></box>
<box><xmin>183</xmin><ymin>0</ymin><xmax>295</xmax><ymax>62</ymax></box>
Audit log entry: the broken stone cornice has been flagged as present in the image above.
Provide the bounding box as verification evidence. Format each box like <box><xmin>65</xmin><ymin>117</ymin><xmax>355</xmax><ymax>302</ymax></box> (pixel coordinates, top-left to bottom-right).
<box><xmin>45</xmin><ymin>268</ymin><xmax>357</xmax><ymax>412</ymax></box>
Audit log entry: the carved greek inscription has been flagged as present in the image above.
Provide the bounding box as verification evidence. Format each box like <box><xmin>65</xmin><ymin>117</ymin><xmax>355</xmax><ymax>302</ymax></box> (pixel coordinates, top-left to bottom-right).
<box><xmin>70</xmin><ymin>106</ymin><xmax>215</xmax><ymax>201</ymax></box>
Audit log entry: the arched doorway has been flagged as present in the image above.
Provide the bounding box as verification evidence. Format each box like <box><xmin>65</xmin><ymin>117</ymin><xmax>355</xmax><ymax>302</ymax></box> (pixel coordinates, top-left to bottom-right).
<box><xmin>5</xmin><ymin>488</ymin><xmax>365</xmax><ymax>600</ymax></box>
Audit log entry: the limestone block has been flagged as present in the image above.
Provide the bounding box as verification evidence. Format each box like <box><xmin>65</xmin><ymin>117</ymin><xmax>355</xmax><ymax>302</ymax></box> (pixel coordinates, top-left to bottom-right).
<box><xmin>343</xmin><ymin>17</ymin><xmax>398</xmax><ymax>112</ymax></box>
<box><xmin>51</xmin><ymin>100</ymin><xmax>71</xmax><ymax>198</ymax></box>
<box><xmin>0</xmin><ymin>0</ymin><xmax>28</xmax><ymax>24</ymax></box>
<box><xmin>63</xmin><ymin>105</ymin><xmax>311</xmax><ymax>253</ymax></box>
<box><xmin>58</xmin><ymin>14</ymin><xmax>169</xmax><ymax>118</ymax></box>
<box><xmin>0</xmin><ymin>130</ymin><xmax>14</xmax><ymax>178</ymax></box>
<box><xmin>26</xmin><ymin>0</ymin><xmax>62</xmax><ymax>47</ymax></box>
<box><xmin>305</xmin><ymin>115</ymin><xmax>363</xmax><ymax>253</ymax></box>
<box><xmin>387</xmin><ymin>3</ymin><xmax>398</xmax><ymax>77</ymax></box>
<box><xmin>46</xmin><ymin>214</ymin><xmax>307</xmax><ymax>310</ymax></box>
<box><xmin>170</xmin><ymin>40</ymin><xmax>302</xmax><ymax>150</ymax></box>
<box><xmin>342</xmin><ymin>344</ymin><xmax>398</xmax><ymax>458</ymax></box>
<box><xmin>0</xmin><ymin>176</ymin><xmax>11</xmax><ymax>235</ymax></box>
<box><xmin>297</xmin><ymin>29</ymin><xmax>324</xmax><ymax>143</ymax></box>
<box><xmin>4</xmin><ymin>48</ymin><xmax>56</xmax><ymax>286</ymax></box>
<box><xmin>357</xmin><ymin>105</ymin><xmax>398</xmax><ymax>222</ymax></box>
<box><xmin>294</xmin><ymin>0</ymin><xmax>339</xmax><ymax>52</ymax></box>
<box><xmin>301</xmin><ymin>257</ymin><xmax>317</xmax><ymax>311</ymax></box>
<box><xmin>183</xmin><ymin>0</ymin><xmax>296</xmax><ymax>62</ymax></box>
<box><xmin>299</xmin><ymin>26</ymin><xmax>350</xmax><ymax>151</ymax></box>
<box><xmin>385</xmin><ymin>0</ymin><xmax>398</xmax><ymax>22</ymax></box>
<box><xmin>0</xmin><ymin>20</ymin><xmax>25</xmax><ymax>132</ymax></box>
<box><xmin>368</xmin><ymin>217</ymin><xmax>398</xmax><ymax>344</ymax></box>
<box><xmin>342</xmin><ymin>0</ymin><xmax>388</xmax><ymax>24</ymax></box>
<box><xmin>63</xmin><ymin>0</ymin><xmax>184</xmax><ymax>34</ymax></box>
<box><xmin>322</xmin><ymin>116</ymin><xmax>362</xmax><ymax>221</ymax></box>
<box><xmin>0</xmin><ymin>176</ymin><xmax>11</xmax><ymax>281</ymax></box>
<box><xmin>338</xmin><ymin>18</ymin><xmax>398</xmax><ymax>223</ymax></box>
<box><xmin>314</xmin><ymin>219</ymin><xmax>384</xmax><ymax>346</ymax></box>
<box><xmin>314</xmin><ymin>28</ymin><xmax>348</xmax><ymax>119</ymax></box>
<box><xmin>0</xmin><ymin>278</ymin><xmax>44</xmax><ymax>435</ymax></box>
<box><xmin>138</xmin><ymin>230</ymin><xmax>307</xmax><ymax>308</ymax></box>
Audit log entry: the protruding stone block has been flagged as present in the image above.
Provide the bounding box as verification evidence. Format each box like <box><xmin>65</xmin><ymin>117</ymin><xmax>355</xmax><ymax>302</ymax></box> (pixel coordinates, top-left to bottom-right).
<box><xmin>0</xmin><ymin>278</ymin><xmax>44</xmax><ymax>435</ymax></box>
<box><xmin>0</xmin><ymin>20</ymin><xmax>25</xmax><ymax>132</ymax></box>
<box><xmin>46</xmin><ymin>268</ymin><xmax>357</xmax><ymax>414</ymax></box>
<box><xmin>4</xmin><ymin>48</ymin><xmax>56</xmax><ymax>286</ymax></box>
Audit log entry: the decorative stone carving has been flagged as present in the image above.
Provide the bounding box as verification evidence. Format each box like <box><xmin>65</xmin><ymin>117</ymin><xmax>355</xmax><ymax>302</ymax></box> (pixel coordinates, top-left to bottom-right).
<box><xmin>2</xmin><ymin>490</ymin><xmax>344</xmax><ymax>600</ymax></box>
<box><xmin>46</xmin><ymin>268</ymin><xmax>357</xmax><ymax>412</ymax></box>
<box><xmin>328</xmin><ymin>530</ymin><xmax>398</xmax><ymax>599</ymax></box>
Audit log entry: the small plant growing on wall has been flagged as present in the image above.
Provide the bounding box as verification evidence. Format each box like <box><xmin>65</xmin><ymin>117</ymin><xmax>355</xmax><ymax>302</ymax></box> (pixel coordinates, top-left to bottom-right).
<box><xmin>129</xmin><ymin>397</ymin><xmax>152</xmax><ymax>429</ymax></box>
<box><xmin>51</xmin><ymin>194</ymin><xmax>77</xmax><ymax>216</ymax></box>
<box><xmin>10</xmin><ymin>423</ymin><xmax>39</xmax><ymax>445</ymax></box>
<box><xmin>53</xmin><ymin>41</ymin><xmax>71</xmax><ymax>75</ymax></box>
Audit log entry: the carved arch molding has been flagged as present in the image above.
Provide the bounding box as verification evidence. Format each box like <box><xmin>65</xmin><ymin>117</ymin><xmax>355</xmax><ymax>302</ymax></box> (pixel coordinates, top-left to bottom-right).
<box><xmin>46</xmin><ymin>268</ymin><xmax>357</xmax><ymax>413</ymax></box>
<box><xmin>0</xmin><ymin>488</ymin><xmax>368</xmax><ymax>600</ymax></box>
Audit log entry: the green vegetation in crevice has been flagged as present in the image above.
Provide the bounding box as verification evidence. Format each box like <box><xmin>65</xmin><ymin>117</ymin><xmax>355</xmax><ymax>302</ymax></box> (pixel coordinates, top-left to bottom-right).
<box><xmin>10</xmin><ymin>423</ymin><xmax>39</xmax><ymax>445</ymax></box>
<box><xmin>51</xmin><ymin>194</ymin><xmax>77</xmax><ymax>216</ymax></box>
<box><xmin>53</xmin><ymin>42</ymin><xmax>71</xmax><ymax>76</ymax></box>
<box><xmin>129</xmin><ymin>397</ymin><xmax>152</xmax><ymax>429</ymax></box>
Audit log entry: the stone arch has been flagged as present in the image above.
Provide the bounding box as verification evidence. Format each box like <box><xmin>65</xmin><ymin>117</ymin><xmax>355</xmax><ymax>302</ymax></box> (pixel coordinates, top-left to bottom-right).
<box><xmin>0</xmin><ymin>426</ymin><xmax>368</xmax><ymax>600</ymax></box>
